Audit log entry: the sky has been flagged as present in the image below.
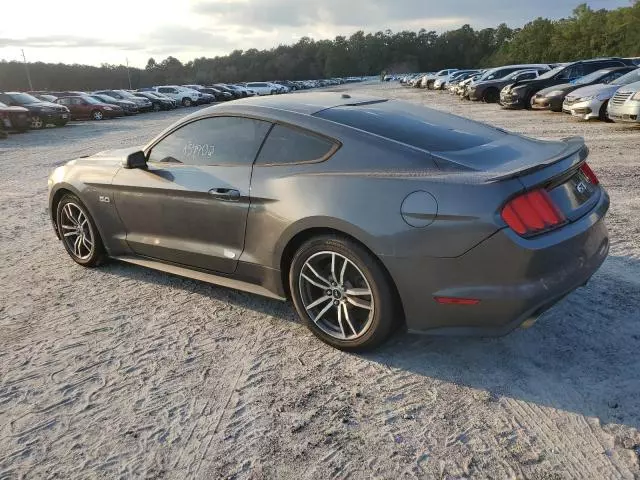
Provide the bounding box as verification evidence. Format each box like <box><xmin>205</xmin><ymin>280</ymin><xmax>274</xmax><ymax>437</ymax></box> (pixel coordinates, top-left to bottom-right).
<box><xmin>0</xmin><ymin>0</ymin><xmax>632</xmax><ymax>67</ymax></box>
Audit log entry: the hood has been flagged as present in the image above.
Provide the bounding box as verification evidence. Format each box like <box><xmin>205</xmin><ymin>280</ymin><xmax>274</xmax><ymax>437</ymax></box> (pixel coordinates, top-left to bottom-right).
<box><xmin>566</xmin><ymin>83</ymin><xmax>618</xmax><ymax>100</ymax></box>
<box><xmin>538</xmin><ymin>83</ymin><xmax>575</xmax><ymax>96</ymax></box>
<box><xmin>0</xmin><ymin>105</ymin><xmax>29</xmax><ymax>113</ymax></box>
<box><xmin>71</xmin><ymin>146</ymin><xmax>144</xmax><ymax>167</ymax></box>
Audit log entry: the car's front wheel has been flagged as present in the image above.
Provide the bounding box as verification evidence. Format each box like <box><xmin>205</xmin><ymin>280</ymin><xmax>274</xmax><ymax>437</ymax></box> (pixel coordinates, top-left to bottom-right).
<box><xmin>91</xmin><ymin>110</ymin><xmax>103</xmax><ymax>120</ymax></box>
<box><xmin>289</xmin><ymin>235</ymin><xmax>398</xmax><ymax>351</ymax></box>
<box><xmin>182</xmin><ymin>97</ymin><xmax>192</xmax><ymax>107</ymax></box>
<box><xmin>56</xmin><ymin>193</ymin><xmax>105</xmax><ymax>267</ymax></box>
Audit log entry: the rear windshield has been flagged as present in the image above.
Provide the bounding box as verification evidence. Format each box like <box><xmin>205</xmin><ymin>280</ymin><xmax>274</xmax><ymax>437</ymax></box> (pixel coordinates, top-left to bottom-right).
<box><xmin>315</xmin><ymin>100</ymin><xmax>506</xmax><ymax>152</ymax></box>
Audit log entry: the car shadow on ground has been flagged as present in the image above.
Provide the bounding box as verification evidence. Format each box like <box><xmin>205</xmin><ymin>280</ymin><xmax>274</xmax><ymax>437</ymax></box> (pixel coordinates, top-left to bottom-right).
<box><xmin>103</xmin><ymin>253</ymin><xmax>640</xmax><ymax>430</ymax></box>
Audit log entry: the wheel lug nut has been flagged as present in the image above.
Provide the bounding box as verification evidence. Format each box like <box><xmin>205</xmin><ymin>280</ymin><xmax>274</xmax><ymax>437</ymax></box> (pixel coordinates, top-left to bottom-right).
<box><xmin>333</xmin><ymin>300</ymin><xmax>339</xmax><ymax>306</ymax></box>
<box><xmin>326</xmin><ymin>290</ymin><xmax>332</xmax><ymax>295</ymax></box>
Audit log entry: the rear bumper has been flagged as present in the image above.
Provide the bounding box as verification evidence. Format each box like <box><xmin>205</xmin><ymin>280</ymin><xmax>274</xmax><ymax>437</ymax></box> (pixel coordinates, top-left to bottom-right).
<box><xmin>385</xmin><ymin>189</ymin><xmax>610</xmax><ymax>335</ymax></box>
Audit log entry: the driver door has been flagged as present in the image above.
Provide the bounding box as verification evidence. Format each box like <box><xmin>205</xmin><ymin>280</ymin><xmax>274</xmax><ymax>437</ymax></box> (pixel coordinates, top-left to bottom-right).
<box><xmin>112</xmin><ymin>116</ymin><xmax>272</xmax><ymax>274</ymax></box>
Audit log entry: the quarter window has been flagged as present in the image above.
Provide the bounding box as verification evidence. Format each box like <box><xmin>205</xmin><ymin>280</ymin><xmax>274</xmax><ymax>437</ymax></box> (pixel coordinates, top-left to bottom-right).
<box><xmin>147</xmin><ymin>116</ymin><xmax>271</xmax><ymax>167</ymax></box>
<box><xmin>255</xmin><ymin>124</ymin><xmax>336</xmax><ymax>165</ymax></box>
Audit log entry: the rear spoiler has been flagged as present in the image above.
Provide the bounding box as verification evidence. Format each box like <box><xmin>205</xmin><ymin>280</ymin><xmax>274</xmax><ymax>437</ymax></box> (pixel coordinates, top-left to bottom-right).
<box><xmin>486</xmin><ymin>137</ymin><xmax>588</xmax><ymax>182</ymax></box>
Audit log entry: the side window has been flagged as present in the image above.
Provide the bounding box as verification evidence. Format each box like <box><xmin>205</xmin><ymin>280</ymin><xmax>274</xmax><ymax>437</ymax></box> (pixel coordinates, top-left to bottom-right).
<box><xmin>602</xmin><ymin>71</ymin><xmax>624</xmax><ymax>84</ymax></box>
<box><xmin>518</xmin><ymin>72</ymin><xmax>536</xmax><ymax>80</ymax></box>
<box><xmin>71</xmin><ymin>98</ymin><xmax>83</xmax><ymax>105</ymax></box>
<box><xmin>158</xmin><ymin>88</ymin><xmax>169</xmax><ymax>93</ymax></box>
<box><xmin>147</xmin><ymin>116</ymin><xmax>271</xmax><ymax>167</ymax></box>
<box><xmin>255</xmin><ymin>124</ymin><xmax>336</xmax><ymax>166</ymax></box>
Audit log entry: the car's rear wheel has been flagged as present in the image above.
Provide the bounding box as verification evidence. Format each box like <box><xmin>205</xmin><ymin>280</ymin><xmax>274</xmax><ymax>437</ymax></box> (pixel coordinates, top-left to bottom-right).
<box><xmin>91</xmin><ymin>110</ymin><xmax>103</xmax><ymax>120</ymax></box>
<box><xmin>30</xmin><ymin>116</ymin><xmax>44</xmax><ymax>129</ymax></box>
<box><xmin>56</xmin><ymin>194</ymin><xmax>105</xmax><ymax>267</ymax></box>
<box><xmin>289</xmin><ymin>236</ymin><xmax>397</xmax><ymax>351</ymax></box>
<box><xmin>182</xmin><ymin>97</ymin><xmax>192</xmax><ymax>107</ymax></box>
<box><xmin>153</xmin><ymin>103</ymin><xmax>161</xmax><ymax>112</ymax></box>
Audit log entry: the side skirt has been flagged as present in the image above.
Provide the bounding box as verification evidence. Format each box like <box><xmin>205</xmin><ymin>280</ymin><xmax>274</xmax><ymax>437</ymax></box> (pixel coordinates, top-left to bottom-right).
<box><xmin>112</xmin><ymin>255</ymin><xmax>287</xmax><ymax>301</ymax></box>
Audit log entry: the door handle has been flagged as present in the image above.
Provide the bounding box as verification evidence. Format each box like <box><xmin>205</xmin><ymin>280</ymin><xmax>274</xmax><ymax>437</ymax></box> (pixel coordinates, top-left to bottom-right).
<box><xmin>208</xmin><ymin>188</ymin><xmax>241</xmax><ymax>201</ymax></box>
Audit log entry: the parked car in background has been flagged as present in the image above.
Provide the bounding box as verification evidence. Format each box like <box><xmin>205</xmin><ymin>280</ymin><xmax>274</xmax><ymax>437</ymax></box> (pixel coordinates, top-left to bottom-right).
<box><xmin>422</xmin><ymin>69</ymin><xmax>458</xmax><ymax>89</ymax></box>
<box><xmin>56</xmin><ymin>95</ymin><xmax>123</xmax><ymax>120</ymax></box>
<box><xmin>90</xmin><ymin>93</ymin><xmax>139</xmax><ymax>115</ymax></box>
<box><xmin>0</xmin><ymin>101</ymin><xmax>31</xmax><ymax>132</ymax></box>
<box><xmin>211</xmin><ymin>84</ymin><xmax>243</xmax><ymax>99</ymax></box>
<box><xmin>434</xmin><ymin>70</ymin><xmax>479</xmax><ymax>90</ymax></box>
<box><xmin>500</xmin><ymin>58</ymin><xmax>634</xmax><ymax>109</ymax></box>
<box><xmin>442</xmin><ymin>70</ymin><xmax>481</xmax><ymax>91</ymax></box>
<box><xmin>0</xmin><ymin>92</ymin><xmax>70</xmax><ymax>129</ymax></box>
<box><xmin>227</xmin><ymin>84</ymin><xmax>255</xmax><ymax>97</ymax></box>
<box><xmin>94</xmin><ymin>90</ymin><xmax>153</xmax><ymax>112</ymax></box>
<box><xmin>133</xmin><ymin>91</ymin><xmax>175</xmax><ymax>111</ymax></box>
<box><xmin>199</xmin><ymin>87</ymin><xmax>233</xmax><ymax>102</ymax></box>
<box><xmin>31</xmin><ymin>93</ymin><xmax>59</xmax><ymax>103</ymax></box>
<box><xmin>469</xmin><ymin>68</ymin><xmax>549</xmax><ymax>103</ymax></box>
<box><xmin>182</xmin><ymin>86</ymin><xmax>216</xmax><ymax>104</ymax></box>
<box><xmin>607</xmin><ymin>80</ymin><xmax>640</xmax><ymax>124</ymax></box>
<box><xmin>455</xmin><ymin>74</ymin><xmax>483</xmax><ymax>98</ymax></box>
<box><xmin>152</xmin><ymin>86</ymin><xmax>200</xmax><ymax>107</ymax></box>
<box><xmin>245</xmin><ymin>82</ymin><xmax>277</xmax><ymax>95</ymax></box>
<box><xmin>563</xmin><ymin>68</ymin><xmax>640</xmax><ymax>121</ymax></box>
<box><xmin>531</xmin><ymin>66</ymin><xmax>636</xmax><ymax>112</ymax></box>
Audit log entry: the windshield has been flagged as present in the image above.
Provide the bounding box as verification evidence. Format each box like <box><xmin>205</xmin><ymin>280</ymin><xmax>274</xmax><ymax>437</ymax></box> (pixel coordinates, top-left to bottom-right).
<box><xmin>82</xmin><ymin>96</ymin><xmax>102</xmax><ymax>105</ymax></box>
<box><xmin>8</xmin><ymin>93</ymin><xmax>40</xmax><ymax>104</ymax></box>
<box><xmin>504</xmin><ymin>70</ymin><xmax>533</xmax><ymax>81</ymax></box>
<box><xmin>435</xmin><ymin>70</ymin><xmax>449</xmax><ymax>76</ymax></box>
<box><xmin>0</xmin><ymin>101</ymin><xmax>6</xmax><ymax>107</ymax></box>
<box><xmin>613</xmin><ymin>69</ymin><xmax>640</xmax><ymax>85</ymax></box>
<box><xmin>538</xmin><ymin>66</ymin><xmax>564</xmax><ymax>80</ymax></box>
<box><xmin>575</xmin><ymin>70</ymin><xmax>610</xmax><ymax>85</ymax></box>
<box><xmin>117</xmin><ymin>90</ymin><xmax>136</xmax><ymax>98</ymax></box>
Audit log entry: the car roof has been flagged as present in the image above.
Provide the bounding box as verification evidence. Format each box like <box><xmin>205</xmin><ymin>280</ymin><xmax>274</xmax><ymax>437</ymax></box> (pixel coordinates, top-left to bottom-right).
<box><xmin>199</xmin><ymin>92</ymin><xmax>386</xmax><ymax>116</ymax></box>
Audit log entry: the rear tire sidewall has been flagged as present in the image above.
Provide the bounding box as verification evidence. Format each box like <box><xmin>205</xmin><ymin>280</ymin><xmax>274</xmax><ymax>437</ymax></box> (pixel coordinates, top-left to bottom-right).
<box><xmin>289</xmin><ymin>236</ymin><xmax>397</xmax><ymax>351</ymax></box>
<box><xmin>56</xmin><ymin>194</ymin><xmax>105</xmax><ymax>267</ymax></box>
<box><xmin>599</xmin><ymin>100</ymin><xmax>611</xmax><ymax>122</ymax></box>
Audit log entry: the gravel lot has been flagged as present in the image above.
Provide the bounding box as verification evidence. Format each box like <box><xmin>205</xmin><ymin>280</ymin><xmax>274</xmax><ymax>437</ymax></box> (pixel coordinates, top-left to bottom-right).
<box><xmin>1</xmin><ymin>82</ymin><xmax>639</xmax><ymax>479</ymax></box>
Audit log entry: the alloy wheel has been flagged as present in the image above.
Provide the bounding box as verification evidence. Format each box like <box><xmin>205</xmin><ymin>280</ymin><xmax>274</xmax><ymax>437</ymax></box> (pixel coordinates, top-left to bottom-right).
<box><xmin>31</xmin><ymin>116</ymin><xmax>44</xmax><ymax>129</ymax></box>
<box><xmin>92</xmin><ymin>111</ymin><xmax>103</xmax><ymax>120</ymax></box>
<box><xmin>298</xmin><ymin>251</ymin><xmax>374</xmax><ymax>340</ymax></box>
<box><xmin>60</xmin><ymin>202</ymin><xmax>94</xmax><ymax>260</ymax></box>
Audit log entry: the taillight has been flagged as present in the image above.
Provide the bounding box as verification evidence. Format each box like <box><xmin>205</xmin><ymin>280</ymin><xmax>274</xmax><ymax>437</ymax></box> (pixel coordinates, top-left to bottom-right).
<box><xmin>580</xmin><ymin>162</ymin><xmax>599</xmax><ymax>185</ymax></box>
<box><xmin>501</xmin><ymin>189</ymin><xmax>565</xmax><ymax>236</ymax></box>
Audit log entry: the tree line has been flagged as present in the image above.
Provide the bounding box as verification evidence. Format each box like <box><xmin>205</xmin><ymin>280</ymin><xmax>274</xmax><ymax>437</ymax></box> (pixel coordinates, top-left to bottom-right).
<box><xmin>0</xmin><ymin>2</ymin><xmax>638</xmax><ymax>92</ymax></box>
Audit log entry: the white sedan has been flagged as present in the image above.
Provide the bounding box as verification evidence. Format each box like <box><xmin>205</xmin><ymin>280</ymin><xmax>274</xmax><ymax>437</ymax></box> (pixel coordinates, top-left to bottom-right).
<box><xmin>245</xmin><ymin>82</ymin><xmax>277</xmax><ymax>95</ymax></box>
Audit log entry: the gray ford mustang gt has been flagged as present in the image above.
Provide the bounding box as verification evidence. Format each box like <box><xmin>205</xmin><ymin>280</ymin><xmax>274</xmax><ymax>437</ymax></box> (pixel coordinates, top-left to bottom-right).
<box><xmin>48</xmin><ymin>92</ymin><xmax>610</xmax><ymax>351</ymax></box>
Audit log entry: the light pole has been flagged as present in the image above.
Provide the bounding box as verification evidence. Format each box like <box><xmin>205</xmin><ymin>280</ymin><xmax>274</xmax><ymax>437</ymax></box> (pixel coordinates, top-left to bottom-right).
<box><xmin>21</xmin><ymin>49</ymin><xmax>33</xmax><ymax>91</ymax></box>
<box><xmin>126</xmin><ymin>57</ymin><xmax>132</xmax><ymax>89</ymax></box>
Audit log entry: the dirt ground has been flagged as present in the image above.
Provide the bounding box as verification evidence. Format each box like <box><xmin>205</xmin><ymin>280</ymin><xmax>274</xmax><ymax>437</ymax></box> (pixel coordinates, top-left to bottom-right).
<box><xmin>1</xmin><ymin>82</ymin><xmax>639</xmax><ymax>480</ymax></box>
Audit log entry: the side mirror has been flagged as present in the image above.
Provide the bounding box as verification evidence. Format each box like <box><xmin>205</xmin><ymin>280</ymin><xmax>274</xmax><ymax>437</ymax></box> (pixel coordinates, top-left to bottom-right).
<box><xmin>122</xmin><ymin>150</ymin><xmax>147</xmax><ymax>169</ymax></box>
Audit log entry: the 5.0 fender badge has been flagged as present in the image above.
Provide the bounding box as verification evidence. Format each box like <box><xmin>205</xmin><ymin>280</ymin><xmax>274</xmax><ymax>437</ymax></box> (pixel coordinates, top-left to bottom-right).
<box><xmin>99</xmin><ymin>195</ymin><xmax>111</xmax><ymax>203</ymax></box>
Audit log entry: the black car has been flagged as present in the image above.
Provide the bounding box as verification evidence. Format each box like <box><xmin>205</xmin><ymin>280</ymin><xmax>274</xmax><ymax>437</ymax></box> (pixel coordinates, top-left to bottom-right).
<box><xmin>0</xmin><ymin>92</ymin><xmax>70</xmax><ymax>129</ymax></box>
<box><xmin>200</xmin><ymin>87</ymin><xmax>233</xmax><ymax>101</ymax></box>
<box><xmin>91</xmin><ymin>94</ymin><xmax>139</xmax><ymax>115</ymax></box>
<box><xmin>134</xmin><ymin>92</ymin><xmax>174</xmax><ymax>111</ymax></box>
<box><xmin>500</xmin><ymin>58</ymin><xmax>635</xmax><ymax>109</ymax></box>
<box><xmin>531</xmin><ymin>66</ymin><xmax>637</xmax><ymax>112</ymax></box>
<box><xmin>212</xmin><ymin>84</ymin><xmax>242</xmax><ymax>99</ymax></box>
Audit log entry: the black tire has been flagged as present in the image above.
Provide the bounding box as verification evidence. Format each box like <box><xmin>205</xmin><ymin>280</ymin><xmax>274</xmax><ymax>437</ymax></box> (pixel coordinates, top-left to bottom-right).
<box><xmin>524</xmin><ymin>92</ymin><xmax>535</xmax><ymax>110</ymax></box>
<box><xmin>91</xmin><ymin>110</ymin><xmax>103</xmax><ymax>121</ymax></box>
<box><xmin>182</xmin><ymin>97</ymin><xmax>192</xmax><ymax>107</ymax></box>
<box><xmin>56</xmin><ymin>193</ymin><xmax>106</xmax><ymax>267</ymax></box>
<box><xmin>482</xmin><ymin>88</ymin><xmax>499</xmax><ymax>103</ymax></box>
<box><xmin>153</xmin><ymin>103</ymin><xmax>161</xmax><ymax>112</ymax></box>
<box><xmin>289</xmin><ymin>235</ymin><xmax>398</xmax><ymax>351</ymax></box>
<box><xmin>599</xmin><ymin>100</ymin><xmax>612</xmax><ymax>122</ymax></box>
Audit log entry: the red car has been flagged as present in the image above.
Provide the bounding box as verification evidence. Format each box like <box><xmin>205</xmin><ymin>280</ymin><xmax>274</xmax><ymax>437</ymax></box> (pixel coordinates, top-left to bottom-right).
<box><xmin>55</xmin><ymin>95</ymin><xmax>123</xmax><ymax>120</ymax></box>
<box><xmin>0</xmin><ymin>101</ymin><xmax>31</xmax><ymax>132</ymax></box>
